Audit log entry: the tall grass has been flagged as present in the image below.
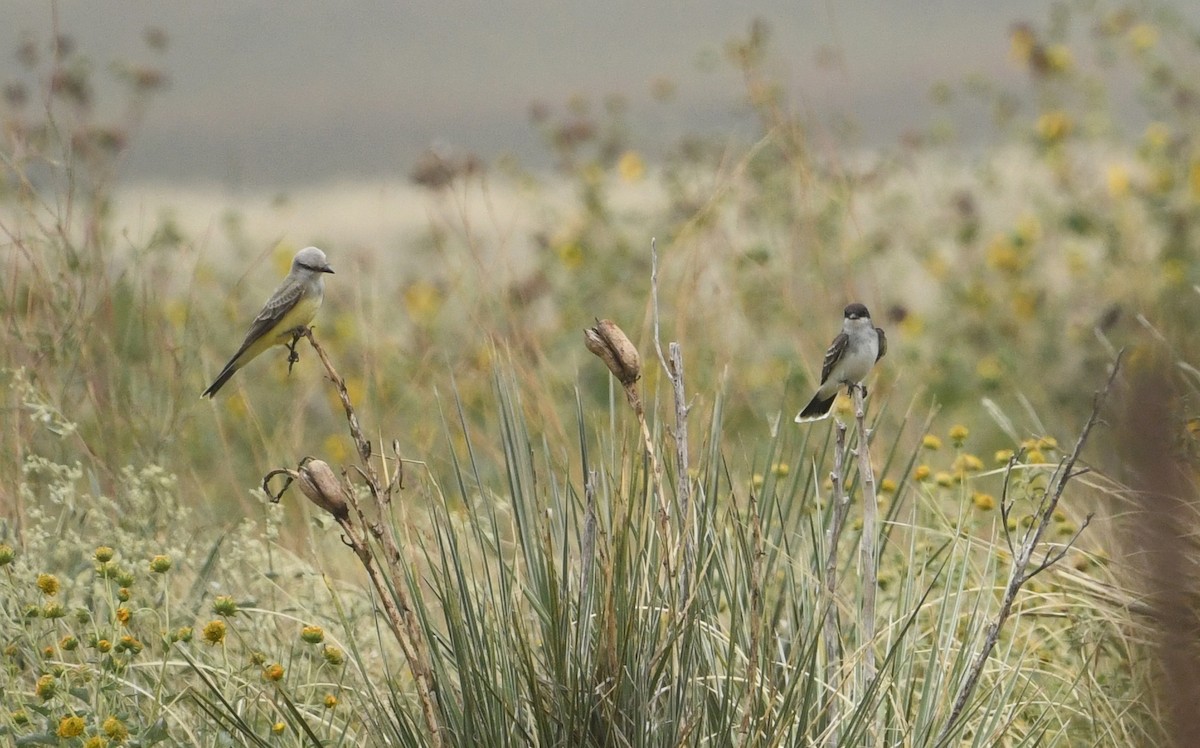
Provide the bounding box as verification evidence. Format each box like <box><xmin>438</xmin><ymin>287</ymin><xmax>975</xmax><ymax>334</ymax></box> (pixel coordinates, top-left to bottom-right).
<box><xmin>3</xmin><ymin>2</ymin><xmax>1200</xmax><ymax>745</ymax></box>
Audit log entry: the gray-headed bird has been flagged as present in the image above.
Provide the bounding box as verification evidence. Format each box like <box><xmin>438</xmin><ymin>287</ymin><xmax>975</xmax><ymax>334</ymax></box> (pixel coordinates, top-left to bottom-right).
<box><xmin>201</xmin><ymin>246</ymin><xmax>334</xmax><ymax>398</ymax></box>
<box><xmin>795</xmin><ymin>302</ymin><xmax>886</xmax><ymax>422</ymax></box>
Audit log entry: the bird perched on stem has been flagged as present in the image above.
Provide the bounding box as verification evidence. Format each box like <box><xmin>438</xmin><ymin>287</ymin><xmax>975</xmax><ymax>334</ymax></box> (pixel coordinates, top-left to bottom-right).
<box><xmin>795</xmin><ymin>302</ymin><xmax>886</xmax><ymax>422</ymax></box>
<box><xmin>202</xmin><ymin>246</ymin><xmax>334</xmax><ymax>398</ymax></box>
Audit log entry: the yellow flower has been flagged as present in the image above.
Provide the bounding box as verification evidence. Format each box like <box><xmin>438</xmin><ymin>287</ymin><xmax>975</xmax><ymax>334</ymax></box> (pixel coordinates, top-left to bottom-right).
<box><xmin>1010</xmin><ymin>24</ymin><xmax>1036</xmax><ymax>64</ymax></box>
<box><xmin>36</xmin><ymin>674</ymin><xmax>57</xmax><ymax>699</ymax></box>
<box><xmin>555</xmin><ymin>242</ymin><xmax>585</xmax><ymax>269</ymax></box>
<box><xmin>953</xmin><ymin>453</ymin><xmax>984</xmax><ymax>474</ymax></box>
<box><xmin>323</xmin><ymin>645</ymin><xmax>345</xmax><ymax>666</ymax></box>
<box><xmin>751</xmin><ymin>473</ymin><xmax>764</xmax><ymax>489</ymax></box>
<box><xmin>403</xmin><ymin>280</ymin><xmax>443</xmax><ymax>321</ymax></box>
<box><xmin>880</xmin><ymin>478</ymin><xmax>897</xmax><ymax>494</ymax></box>
<box><xmin>116</xmin><ymin>607</ymin><xmax>131</xmax><ymax>625</ymax></box>
<box><xmin>36</xmin><ymin>573</ymin><xmax>60</xmax><ymax>596</ymax></box>
<box><xmin>913</xmin><ymin>465</ymin><xmax>931</xmax><ymax>482</ymax></box>
<box><xmin>202</xmin><ymin>620</ymin><xmax>227</xmax><ymax>645</ymax></box>
<box><xmin>1026</xmin><ymin>449</ymin><xmax>1046</xmax><ymax>464</ymax></box>
<box><xmin>1106</xmin><ymin>165</ymin><xmax>1130</xmax><ymax>198</ymax></box>
<box><xmin>57</xmin><ymin>716</ymin><xmax>86</xmax><ymax>738</ymax></box>
<box><xmin>617</xmin><ymin>150</ymin><xmax>645</xmax><ymax>182</ymax></box>
<box><xmin>972</xmin><ymin>492</ymin><xmax>997</xmax><ymax>511</ymax></box>
<box><xmin>1036</xmin><ymin>110</ymin><xmax>1073</xmax><ymax>143</ymax></box>
<box><xmin>1036</xmin><ymin>436</ymin><xmax>1059</xmax><ymax>451</ymax></box>
<box><xmin>922</xmin><ymin>434</ymin><xmax>943</xmax><ymax>451</ymax></box>
<box><xmin>84</xmin><ymin>737</ymin><xmax>109</xmax><ymax>748</ymax></box>
<box><xmin>94</xmin><ymin>546</ymin><xmax>115</xmax><ymax>563</ymax></box>
<box><xmin>272</xmin><ymin>722</ymin><xmax>286</xmax><ymax>734</ymax></box>
<box><xmin>324</xmin><ymin>694</ymin><xmax>338</xmax><ymax>709</ymax></box>
<box><xmin>263</xmin><ymin>663</ymin><xmax>285</xmax><ymax>682</ymax></box>
<box><xmin>1045</xmin><ymin>44</ymin><xmax>1073</xmax><ymax>73</ymax></box>
<box><xmin>934</xmin><ymin>471</ymin><xmax>955</xmax><ymax>487</ymax></box>
<box><xmin>149</xmin><ymin>555</ymin><xmax>172</xmax><ymax>574</ymax></box>
<box><xmin>1144</xmin><ymin>122</ymin><xmax>1170</xmax><ymax>150</ymax></box>
<box><xmin>985</xmin><ymin>234</ymin><xmax>1024</xmax><ymax>273</ymax></box>
<box><xmin>994</xmin><ymin>449</ymin><xmax>1015</xmax><ymax>464</ymax></box>
<box><xmin>771</xmin><ymin>462</ymin><xmax>790</xmax><ymax>477</ymax></box>
<box><xmin>976</xmin><ymin>355</ymin><xmax>1002</xmax><ymax>385</ymax></box>
<box><xmin>301</xmin><ymin>625</ymin><xmax>325</xmax><ymax>644</ymax></box>
<box><xmin>1129</xmin><ymin>23</ymin><xmax>1158</xmax><ymax>52</ymax></box>
<box><xmin>948</xmin><ymin>425</ymin><xmax>969</xmax><ymax>446</ymax></box>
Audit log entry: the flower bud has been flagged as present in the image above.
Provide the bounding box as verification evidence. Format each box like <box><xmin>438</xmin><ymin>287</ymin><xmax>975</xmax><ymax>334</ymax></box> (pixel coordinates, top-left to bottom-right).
<box><xmin>584</xmin><ymin>319</ymin><xmax>641</xmax><ymax>386</ymax></box>
<box><xmin>297</xmin><ymin>459</ymin><xmax>349</xmax><ymax>521</ymax></box>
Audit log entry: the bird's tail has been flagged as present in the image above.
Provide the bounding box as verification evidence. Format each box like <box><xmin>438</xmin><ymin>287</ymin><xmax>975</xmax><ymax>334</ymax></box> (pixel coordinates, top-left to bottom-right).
<box><xmin>794</xmin><ymin>392</ymin><xmax>836</xmax><ymax>423</ymax></box>
<box><xmin>201</xmin><ymin>363</ymin><xmax>239</xmax><ymax>399</ymax></box>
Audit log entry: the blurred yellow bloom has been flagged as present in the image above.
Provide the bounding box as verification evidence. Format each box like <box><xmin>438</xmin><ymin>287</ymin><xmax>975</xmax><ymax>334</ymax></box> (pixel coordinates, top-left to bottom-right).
<box><xmin>752</xmin><ymin>473</ymin><xmax>764</xmax><ymax>489</ymax></box>
<box><xmin>1037</xmin><ymin>436</ymin><xmax>1058</xmax><ymax>451</ymax></box>
<box><xmin>934</xmin><ymin>471</ymin><xmax>955</xmax><ymax>487</ymax></box>
<box><xmin>880</xmin><ymin>478</ymin><xmax>897</xmax><ymax>494</ymax></box>
<box><xmin>322</xmin><ymin>434</ymin><xmax>349</xmax><ymax>464</ymax></box>
<box><xmin>1162</xmin><ymin>258</ymin><xmax>1187</xmax><ymax>286</ymax></box>
<box><xmin>1144</xmin><ymin>122</ymin><xmax>1170</xmax><ymax>150</ymax></box>
<box><xmin>1036</xmin><ymin>110</ymin><xmax>1073</xmax><ymax>143</ymax></box>
<box><xmin>1045</xmin><ymin>44</ymin><xmax>1073</xmax><ymax>73</ymax></box>
<box><xmin>986</xmin><ymin>235</ymin><xmax>1024</xmax><ymax>274</ymax></box>
<box><xmin>772</xmin><ymin>462</ymin><xmax>790</xmax><ymax>477</ymax></box>
<box><xmin>834</xmin><ymin>394</ymin><xmax>853</xmax><ymax>416</ymax></box>
<box><xmin>899</xmin><ymin>314</ymin><xmax>924</xmax><ymax>336</ymax></box>
<box><xmin>994</xmin><ymin>449</ymin><xmax>1015</xmax><ymax>464</ymax></box>
<box><xmin>344</xmin><ymin>376</ymin><xmax>366</xmax><ymax>405</ymax></box>
<box><xmin>1189</xmin><ymin>160</ymin><xmax>1200</xmax><ymax>201</ymax></box>
<box><xmin>1010</xmin><ymin>24</ymin><xmax>1036</xmax><ymax>64</ymax></box>
<box><xmin>922</xmin><ymin>434</ymin><xmax>943</xmax><ymax>451</ymax></box>
<box><xmin>555</xmin><ymin>242</ymin><xmax>585</xmax><ymax>269</ymax></box>
<box><xmin>1129</xmin><ymin>23</ymin><xmax>1158</xmax><ymax>52</ymax></box>
<box><xmin>617</xmin><ymin>150</ymin><xmax>645</xmax><ymax>182</ymax></box>
<box><xmin>1106</xmin><ymin>165</ymin><xmax>1130</xmax><ymax>198</ymax></box>
<box><xmin>924</xmin><ymin>255</ymin><xmax>949</xmax><ymax>281</ymax></box>
<box><xmin>972</xmin><ymin>492</ymin><xmax>996</xmax><ymax>511</ymax></box>
<box><xmin>1012</xmin><ymin>291</ymin><xmax>1039</xmax><ymax>321</ymax></box>
<box><xmin>1026</xmin><ymin>449</ymin><xmax>1046</xmax><ymax>464</ymax></box>
<box><xmin>948</xmin><ymin>424</ymin><xmax>969</xmax><ymax>446</ymax></box>
<box><xmin>404</xmin><ymin>280</ymin><xmax>443</xmax><ymax>322</ymax></box>
<box><xmin>914</xmin><ymin>465</ymin><xmax>931</xmax><ymax>481</ymax></box>
<box><xmin>976</xmin><ymin>355</ymin><xmax>1002</xmax><ymax>385</ymax></box>
<box><xmin>952</xmin><ymin>453</ymin><xmax>984</xmax><ymax>473</ymax></box>
<box><xmin>1015</xmin><ymin>215</ymin><xmax>1041</xmax><ymax>246</ymax></box>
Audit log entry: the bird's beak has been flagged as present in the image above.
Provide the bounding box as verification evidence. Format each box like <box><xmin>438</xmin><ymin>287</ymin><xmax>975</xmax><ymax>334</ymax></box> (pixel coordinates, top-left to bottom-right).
<box><xmin>321</xmin><ymin>265</ymin><xmax>335</xmax><ymax>274</ymax></box>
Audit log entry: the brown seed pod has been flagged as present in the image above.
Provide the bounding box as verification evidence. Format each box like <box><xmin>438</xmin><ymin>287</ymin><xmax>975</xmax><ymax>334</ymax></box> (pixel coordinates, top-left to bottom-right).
<box><xmin>584</xmin><ymin>319</ymin><xmax>641</xmax><ymax>386</ymax></box>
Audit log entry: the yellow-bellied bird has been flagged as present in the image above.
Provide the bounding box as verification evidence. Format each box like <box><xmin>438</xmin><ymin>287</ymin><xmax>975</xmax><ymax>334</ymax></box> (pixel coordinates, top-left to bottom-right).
<box><xmin>201</xmin><ymin>246</ymin><xmax>334</xmax><ymax>398</ymax></box>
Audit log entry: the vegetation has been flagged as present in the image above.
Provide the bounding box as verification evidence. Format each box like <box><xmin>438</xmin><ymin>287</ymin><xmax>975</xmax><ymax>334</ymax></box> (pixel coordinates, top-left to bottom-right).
<box><xmin>2</xmin><ymin>3</ymin><xmax>1199</xmax><ymax>745</ymax></box>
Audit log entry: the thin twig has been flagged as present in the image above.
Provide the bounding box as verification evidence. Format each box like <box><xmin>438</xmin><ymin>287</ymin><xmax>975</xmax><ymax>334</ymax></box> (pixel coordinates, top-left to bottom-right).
<box><xmin>935</xmin><ymin>350</ymin><xmax>1123</xmax><ymax>746</ymax></box>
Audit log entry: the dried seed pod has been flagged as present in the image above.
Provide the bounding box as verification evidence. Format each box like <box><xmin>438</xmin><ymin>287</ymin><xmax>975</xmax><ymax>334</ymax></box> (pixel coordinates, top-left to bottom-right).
<box><xmin>297</xmin><ymin>459</ymin><xmax>349</xmax><ymax>521</ymax></box>
<box><xmin>584</xmin><ymin>319</ymin><xmax>641</xmax><ymax>386</ymax></box>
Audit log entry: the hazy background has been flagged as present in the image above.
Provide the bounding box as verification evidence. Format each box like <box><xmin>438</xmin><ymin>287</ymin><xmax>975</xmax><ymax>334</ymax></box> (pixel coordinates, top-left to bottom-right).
<box><xmin>4</xmin><ymin>1</ymin><xmax>1060</xmax><ymax>190</ymax></box>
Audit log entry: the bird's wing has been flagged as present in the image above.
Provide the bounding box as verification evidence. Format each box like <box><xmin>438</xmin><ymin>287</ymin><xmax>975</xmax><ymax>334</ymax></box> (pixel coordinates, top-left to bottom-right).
<box><xmin>227</xmin><ymin>279</ymin><xmax>307</xmax><ymax>363</ymax></box>
<box><xmin>820</xmin><ymin>332</ymin><xmax>849</xmax><ymax>383</ymax></box>
<box><xmin>875</xmin><ymin>327</ymin><xmax>887</xmax><ymax>362</ymax></box>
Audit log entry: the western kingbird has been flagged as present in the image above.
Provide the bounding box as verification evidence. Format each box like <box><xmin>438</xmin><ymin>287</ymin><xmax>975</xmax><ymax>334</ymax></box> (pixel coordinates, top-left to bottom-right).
<box><xmin>795</xmin><ymin>303</ymin><xmax>887</xmax><ymax>422</ymax></box>
<box><xmin>201</xmin><ymin>246</ymin><xmax>334</xmax><ymax>398</ymax></box>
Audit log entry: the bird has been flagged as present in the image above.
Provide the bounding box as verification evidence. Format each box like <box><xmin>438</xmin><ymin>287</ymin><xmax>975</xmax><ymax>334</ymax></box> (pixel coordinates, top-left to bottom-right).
<box><xmin>795</xmin><ymin>302</ymin><xmax>887</xmax><ymax>422</ymax></box>
<box><xmin>201</xmin><ymin>246</ymin><xmax>334</xmax><ymax>398</ymax></box>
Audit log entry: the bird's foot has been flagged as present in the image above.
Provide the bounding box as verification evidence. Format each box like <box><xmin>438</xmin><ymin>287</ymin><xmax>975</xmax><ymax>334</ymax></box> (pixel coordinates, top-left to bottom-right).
<box><xmin>286</xmin><ymin>330</ymin><xmax>304</xmax><ymax>374</ymax></box>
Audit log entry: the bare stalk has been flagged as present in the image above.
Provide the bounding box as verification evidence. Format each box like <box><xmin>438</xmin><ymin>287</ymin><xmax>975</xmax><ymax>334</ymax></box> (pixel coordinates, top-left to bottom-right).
<box><xmin>934</xmin><ymin>351</ymin><xmax>1122</xmax><ymax>746</ymax></box>
<box><xmin>822</xmin><ymin>419</ymin><xmax>851</xmax><ymax>748</ymax></box>
<box><xmin>851</xmin><ymin>385</ymin><xmax>879</xmax><ymax>695</ymax></box>
<box><xmin>264</xmin><ymin>329</ymin><xmax>443</xmax><ymax>746</ymax></box>
<box><xmin>650</xmin><ymin>239</ymin><xmax>694</xmax><ymax>598</ymax></box>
